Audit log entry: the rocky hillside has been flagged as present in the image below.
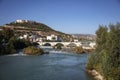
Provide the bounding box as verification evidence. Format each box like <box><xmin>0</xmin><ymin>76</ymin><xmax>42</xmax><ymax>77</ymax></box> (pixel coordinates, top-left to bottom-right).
<box><xmin>5</xmin><ymin>20</ymin><xmax>72</xmax><ymax>41</ymax></box>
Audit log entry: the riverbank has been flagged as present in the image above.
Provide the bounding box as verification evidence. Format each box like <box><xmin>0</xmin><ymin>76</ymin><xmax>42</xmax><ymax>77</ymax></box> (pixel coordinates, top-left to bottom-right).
<box><xmin>86</xmin><ymin>69</ymin><xmax>104</xmax><ymax>80</ymax></box>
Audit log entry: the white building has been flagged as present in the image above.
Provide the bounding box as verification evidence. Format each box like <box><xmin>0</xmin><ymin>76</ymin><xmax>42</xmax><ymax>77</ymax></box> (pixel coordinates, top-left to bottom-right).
<box><xmin>18</xmin><ymin>34</ymin><xmax>28</xmax><ymax>40</ymax></box>
<box><xmin>46</xmin><ymin>34</ymin><xmax>58</xmax><ymax>41</ymax></box>
<box><xmin>29</xmin><ymin>35</ymin><xmax>36</xmax><ymax>42</ymax></box>
<box><xmin>18</xmin><ymin>36</ymin><xmax>24</xmax><ymax>39</ymax></box>
<box><xmin>16</xmin><ymin>20</ymin><xmax>28</xmax><ymax>23</ymax></box>
<box><xmin>89</xmin><ymin>42</ymin><xmax>96</xmax><ymax>48</ymax></box>
<box><xmin>36</xmin><ymin>37</ymin><xmax>42</xmax><ymax>42</ymax></box>
<box><xmin>74</xmin><ymin>39</ymin><xmax>78</xmax><ymax>42</ymax></box>
<box><xmin>23</xmin><ymin>34</ymin><xmax>28</xmax><ymax>39</ymax></box>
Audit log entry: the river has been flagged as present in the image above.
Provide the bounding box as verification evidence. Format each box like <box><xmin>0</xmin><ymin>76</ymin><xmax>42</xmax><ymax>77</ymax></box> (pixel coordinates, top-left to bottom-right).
<box><xmin>0</xmin><ymin>53</ymin><xmax>94</xmax><ymax>80</ymax></box>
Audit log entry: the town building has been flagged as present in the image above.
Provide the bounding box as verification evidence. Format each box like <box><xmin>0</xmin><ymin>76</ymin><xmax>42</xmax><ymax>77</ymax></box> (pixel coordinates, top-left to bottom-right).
<box><xmin>15</xmin><ymin>20</ymin><xmax>28</xmax><ymax>23</ymax></box>
<box><xmin>46</xmin><ymin>34</ymin><xmax>58</xmax><ymax>41</ymax></box>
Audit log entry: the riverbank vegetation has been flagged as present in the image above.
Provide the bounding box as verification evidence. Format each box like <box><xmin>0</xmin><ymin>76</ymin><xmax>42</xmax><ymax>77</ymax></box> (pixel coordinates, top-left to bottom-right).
<box><xmin>54</xmin><ymin>43</ymin><xmax>64</xmax><ymax>50</ymax></box>
<box><xmin>0</xmin><ymin>27</ymin><xmax>43</xmax><ymax>55</ymax></box>
<box><xmin>0</xmin><ymin>27</ymin><xmax>17</xmax><ymax>55</ymax></box>
<box><xmin>23</xmin><ymin>46</ymin><xmax>43</xmax><ymax>55</ymax></box>
<box><xmin>73</xmin><ymin>46</ymin><xmax>84</xmax><ymax>54</ymax></box>
<box><xmin>59</xmin><ymin>47</ymin><xmax>94</xmax><ymax>54</ymax></box>
<box><xmin>73</xmin><ymin>47</ymin><xmax>94</xmax><ymax>54</ymax></box>
<box><xmin>86</xmin><ymin>23</ymin><xmax>120</xmax><ymax>80</ymax></box>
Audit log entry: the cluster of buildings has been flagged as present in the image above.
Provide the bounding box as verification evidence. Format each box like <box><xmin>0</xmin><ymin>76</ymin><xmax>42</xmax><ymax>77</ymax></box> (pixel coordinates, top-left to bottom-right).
<box><xmin>18</xmin><ymin>33</ymin><xmax>61</xmax><ymax>42</ymax></box>
<box><xmin>17</xmin><ymin>32</ymin><xmax>96</xmax><ymax>49</ymax></box>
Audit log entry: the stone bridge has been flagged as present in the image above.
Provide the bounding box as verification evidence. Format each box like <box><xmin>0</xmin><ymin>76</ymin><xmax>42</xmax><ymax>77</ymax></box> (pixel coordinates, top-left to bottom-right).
<box><xmin>38</xmin><ymin>42</ymin><xmax>81</xmax><ymax>47</ymax></box>
<box><xmin>38</xmin><ymin>42</ymin><xmax>96</xmax><ymax>49</ymax></box>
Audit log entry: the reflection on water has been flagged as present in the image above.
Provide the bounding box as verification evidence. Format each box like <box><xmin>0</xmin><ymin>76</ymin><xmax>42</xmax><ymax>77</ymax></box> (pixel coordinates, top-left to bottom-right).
<box><xmin>0</xmin><ymin>53</ymin><xmax>94</xmax><ymax>80</ymax></box>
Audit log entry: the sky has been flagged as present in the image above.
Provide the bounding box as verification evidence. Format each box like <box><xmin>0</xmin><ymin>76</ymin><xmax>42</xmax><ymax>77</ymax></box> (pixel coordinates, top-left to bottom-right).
<box><xmin>0</xmin><ymin>0</ymin><xmax>120</xmax><ymax>34</ymax></box>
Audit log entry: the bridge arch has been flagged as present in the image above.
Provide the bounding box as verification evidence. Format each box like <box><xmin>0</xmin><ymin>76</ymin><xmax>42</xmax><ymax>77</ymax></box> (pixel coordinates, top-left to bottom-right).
<box><xmin>43</xmin><ymin>43</ymin><xmax>52</xmax><ymax>46</ymax></box>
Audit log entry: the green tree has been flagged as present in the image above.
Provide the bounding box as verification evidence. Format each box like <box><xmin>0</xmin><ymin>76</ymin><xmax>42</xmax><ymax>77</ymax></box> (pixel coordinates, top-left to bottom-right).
<box><xmin>43</xmin><ymin>43</ymin><xmax>51</xmax><ymax>46</ymax></box>
<box><xmin>2</xmin><ymin>27</ymin><xmax>14</xmax><ymax>42</ymax></box>
<box><xmin>73</xmin><ymin>46</ymin><xmax>84</xmax><ymax>54</ymax></box>
<box><xmin>23</xmin><ymin>46</ymin><xmax>43</xmax><ymax>55</ymax></box>
<box><xmin>95</xmin><ymin>25</ymin><xmax>108</xmax><ymax>53</ymax></box>
<box><xmin>13</xmin><ymin>39</ymin><xmax>32</xmax><ymax>49</ymax></box>
<box><xmin>104</xmin><ymin>23</ymin><xmax>120</xmax><ymax>80</ymax></box>
<box><xmin>55</xmin><ymin>43</ymin><xmax>64</xmax><ymax>49</ymax></box>
<box><xmin>0</xmin><ymin>31</ymin><xmax>3</xmax><ymax>54</ymax></box>
<box><xmin>0</xmin><ymin>28</ymin><xmax>16</xmax><ymax>55</ymax></box>
<box><xmin>87</xmin><ymin>23</ymin><xmax>120</xmax><ymax>80</ymax></box>
<box><xmin>87</xmin><ymin>25</ymin><xmax>108</xmax><ymax>74</ymax></box>
<box><xmin>0</xmin><ymin>31</ymin><xmax>3</xmax><ymax>43</ymax></box>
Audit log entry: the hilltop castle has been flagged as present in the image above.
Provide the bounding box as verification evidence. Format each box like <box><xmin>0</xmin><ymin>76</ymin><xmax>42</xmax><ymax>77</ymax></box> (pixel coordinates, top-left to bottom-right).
<box><xmin>15</xmin><ymin>19</ymin><xmax>28</xmax><ymax>23</ymax></box>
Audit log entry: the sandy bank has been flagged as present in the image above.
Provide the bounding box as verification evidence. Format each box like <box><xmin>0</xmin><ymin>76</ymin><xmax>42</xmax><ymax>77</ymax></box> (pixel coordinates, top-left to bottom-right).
<box><xmin>86</xmin><ymin>69</ymin><xmax>104</xmax><ymax>80</ymax></box>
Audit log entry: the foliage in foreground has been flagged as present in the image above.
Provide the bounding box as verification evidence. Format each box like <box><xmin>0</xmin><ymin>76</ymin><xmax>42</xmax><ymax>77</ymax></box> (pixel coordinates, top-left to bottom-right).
<box><xmin>0</xmin><ymin>27</ymin><xmax>32</xmax><ymax>55</ymax></box>
<box><xmin>86</xmin><ymin>23</ymin><xmax>120</xmax><ymax>80</ymax></box>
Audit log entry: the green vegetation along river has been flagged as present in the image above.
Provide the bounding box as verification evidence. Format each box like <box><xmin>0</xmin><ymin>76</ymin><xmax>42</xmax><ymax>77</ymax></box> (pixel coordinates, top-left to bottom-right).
<box><xmin>0</xmin><ymin>53</ymin><xmax>95</xmax><ymax>80</ymax></box>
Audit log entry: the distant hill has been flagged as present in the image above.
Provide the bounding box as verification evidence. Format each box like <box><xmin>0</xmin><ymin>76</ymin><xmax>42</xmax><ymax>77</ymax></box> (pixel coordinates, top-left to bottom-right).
<box><xmin>3</xmin><ymin>20</ymin><xmax>73</xmax><ymax>41</ymax></box>
<box><xmin>71</xmin><ymin>34</ymin><xmax>96</xmax><ymax>37</ymax></box>
<box><xmin>71</xmin><ymin>34</ymin><xmax>96</xmax><ymax>41</ymax></box>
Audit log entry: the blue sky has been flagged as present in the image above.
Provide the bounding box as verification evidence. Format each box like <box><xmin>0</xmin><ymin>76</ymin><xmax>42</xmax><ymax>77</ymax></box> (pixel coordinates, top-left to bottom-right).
<box><xmin>0</xmin><ymin>0</ymin><xmax>120</xmax><ymax>34</ymax></box>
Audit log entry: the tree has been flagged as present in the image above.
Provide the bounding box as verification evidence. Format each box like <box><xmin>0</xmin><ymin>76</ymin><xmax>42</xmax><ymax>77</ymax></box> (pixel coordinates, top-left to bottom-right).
<box><xmin>0</xmin><ymin>31</ymin><xmax>3</xmax><ymax>43</ymax></box>
<box><xmin>95</xmin><ymin>25</ymin><xmax>108</xmax><ymax>53</ymax></box>
<box><xmin>73</xmin><ymin>46</ymin><xmax>84</xmax><ymax>54</ymax></box>
<box><xmin>0</xmin><ymin>27</ymin><xmax>16</xmax><ymax>55</ymax></box>
<box><xmin>104</xmin><ymin>23</ymin><xmax>120</xmax><ymax>80</ymax></box>
<box><xmin>55</xmin><ymin>43</ymin><xmax>64</xmax><ymax>49</ymax></box>
<box><xmin>0</xmin><ymin>31</ymin><xmax>3</xmax><ymax>54</ymax></box>
<box><xmin>43</xmin><ymin>43</ymin><xmax>51</xmax><ymax>46</ymax></box>
<box><xmin>2</xmin><ymin>27</ymin><xmax>14</xmax><ymax>42</ymax></box>
<box><xmin>87</xmin><ymin>23</ymin><xmax>120</xmax><ymax>80</ymax></box>
<box><xmin>13</xmin><ymin>39</ymin><xmax>32</xmax><ymax>49</ymax></box>
<box><xmin>23</xmin><ymin>46</ymin><xmax>43</xmax><ymax>55</ymax></box>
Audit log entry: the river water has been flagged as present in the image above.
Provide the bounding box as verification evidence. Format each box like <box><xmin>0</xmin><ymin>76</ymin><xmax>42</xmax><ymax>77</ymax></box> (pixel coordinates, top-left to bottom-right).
<box><xmin>0</xmin><ymin>53</ymin><xmax>94</xmax><ymax>80</ymax></box>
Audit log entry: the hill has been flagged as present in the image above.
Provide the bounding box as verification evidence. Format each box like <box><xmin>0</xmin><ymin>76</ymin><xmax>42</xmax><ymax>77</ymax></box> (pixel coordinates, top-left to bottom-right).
<box><xmin>7</xmin><ymin>20</ymin><xmax>54</xmax><ymax>32</ymax></box>
<box><xmin>4</xmin><ymin>20</ymin><xmax>72</xmax><ymax>41</ymax></box>
<box><xmin>71</xmin><ymin>34</ymin><xmax>96</xmax><ymax>41</ymax></box>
